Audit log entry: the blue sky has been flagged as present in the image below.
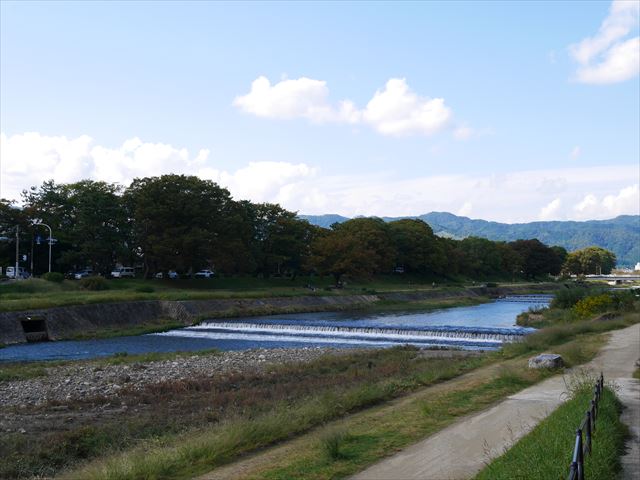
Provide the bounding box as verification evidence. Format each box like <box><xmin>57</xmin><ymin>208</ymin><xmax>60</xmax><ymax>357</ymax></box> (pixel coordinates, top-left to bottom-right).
<box><xmin>1</xmin><ymin>0</ymin><xmax>639</xmax><ymax>222</ymax></box>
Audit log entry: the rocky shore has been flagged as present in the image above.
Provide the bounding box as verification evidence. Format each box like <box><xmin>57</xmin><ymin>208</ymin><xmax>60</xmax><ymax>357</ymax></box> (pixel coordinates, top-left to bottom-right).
<box><xmin>0</xmin><ymin>347</ymin><xmax>344</xmax><ymax>408</ymax></box>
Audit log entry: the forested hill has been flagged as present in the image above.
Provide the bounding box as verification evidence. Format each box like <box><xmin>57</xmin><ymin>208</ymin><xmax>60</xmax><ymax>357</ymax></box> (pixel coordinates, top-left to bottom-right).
<box><xmin>299</xmin><ymin>213</ymin><xmax>640</xmax><ymax>267</ymax></box>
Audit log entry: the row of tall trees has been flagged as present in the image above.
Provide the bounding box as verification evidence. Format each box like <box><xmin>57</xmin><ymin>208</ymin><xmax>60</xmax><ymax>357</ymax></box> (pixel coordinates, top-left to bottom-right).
<box><xmin>1</xmin><ymin>175</ymin><xmax>591</xmax><ymax>280</ymax></box>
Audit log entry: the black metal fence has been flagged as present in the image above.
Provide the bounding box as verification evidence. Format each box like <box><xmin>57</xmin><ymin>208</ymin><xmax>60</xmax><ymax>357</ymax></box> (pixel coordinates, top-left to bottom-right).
<box><xmin>567</xmin><ymin>373</ymin><xmax>604</xmax><ymax>480</ymax></box>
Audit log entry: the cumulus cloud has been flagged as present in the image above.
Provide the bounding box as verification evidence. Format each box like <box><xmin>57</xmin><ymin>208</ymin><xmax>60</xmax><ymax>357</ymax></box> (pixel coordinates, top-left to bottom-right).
<box><xmin>569</xmin><ymin>0</ymin><xmax>640</xmax><ymax>84</ymax></box>
<box><xmin>360</xmin><ymin>78</ymin><xmax>452</xmax><ymax>136</ymax></box>
<box><xmin>200</xmin><ymin>161</ymin><xmax>317</xmax><ymax>204</ymax></box>
<box><xmin>2</xmin><ymin>131</ymin><xmax>638</xmax><ymax>223</ymax></box>
<box><xmin>0</xmin><ymin>132</ymin><xmax>209</xmax><ymax>201</ymax></box>
<box><xmin>232</xmin><ymin>76</ymin><xmax>344</xmax><ymax>123</ymax></box>
<box><xmin>574</xmin><ymin>184</ymin><xmax>640</xmax><ymax>219</ymax></box>
<box><xmin>234</xmin><ymin>76</ymin><xmax>455</xmax><ymax>137</ymax></box>
<box><xmin>539</xmin><ymin>198</ymin><xmax>563</xmax><ymax>220</ymax></box>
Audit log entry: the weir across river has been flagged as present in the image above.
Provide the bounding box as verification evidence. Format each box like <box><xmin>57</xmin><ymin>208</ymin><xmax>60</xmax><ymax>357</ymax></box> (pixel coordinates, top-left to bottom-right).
<box><xmin>0</xmin><ymin>295</ymin><xmax>550</xmax><ymax>362</ymax></box>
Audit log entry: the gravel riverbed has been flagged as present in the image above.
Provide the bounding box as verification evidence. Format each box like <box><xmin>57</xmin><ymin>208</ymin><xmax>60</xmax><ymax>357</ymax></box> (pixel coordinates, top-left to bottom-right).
<box><xmin>0</xmin><ymin>347</ymin><xmax>345</xmax><ymax>408</ymax></box>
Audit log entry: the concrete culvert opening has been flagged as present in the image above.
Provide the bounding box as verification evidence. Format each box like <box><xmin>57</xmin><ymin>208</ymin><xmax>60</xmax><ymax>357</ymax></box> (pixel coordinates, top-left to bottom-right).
<box><xmin>20</xmin><ymin>316</ymin><xmax>49</xmax><ymax>342</ymax></box>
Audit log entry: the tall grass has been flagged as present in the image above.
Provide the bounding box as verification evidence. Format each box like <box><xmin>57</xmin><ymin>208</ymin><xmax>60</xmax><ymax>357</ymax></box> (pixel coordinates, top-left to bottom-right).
<box><xmin>475</xmin><ymin>385</ymin><xmax>626</xmax><ymax>480</ymax></box>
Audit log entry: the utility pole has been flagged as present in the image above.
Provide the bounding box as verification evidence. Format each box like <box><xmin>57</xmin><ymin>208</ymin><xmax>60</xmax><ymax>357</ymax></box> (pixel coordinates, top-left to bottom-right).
<box><xmin>15</xmin><ymin>225</ymin><xmax>19</xmax><ymax>279</ymax></box>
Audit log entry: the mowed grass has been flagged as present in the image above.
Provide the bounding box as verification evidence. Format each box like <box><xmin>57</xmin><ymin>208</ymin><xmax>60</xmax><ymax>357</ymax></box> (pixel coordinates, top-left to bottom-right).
<box><xmin>475</xmin><ymin>385</ymin><xmax>626</xmax><ymax>480</ymax></box>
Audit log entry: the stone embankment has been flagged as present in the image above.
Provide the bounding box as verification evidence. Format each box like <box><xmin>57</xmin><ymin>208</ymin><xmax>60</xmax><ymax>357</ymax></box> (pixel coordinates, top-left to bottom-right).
<box><xmin>0</xmin><ymin>295</ymin><xmax>378</xmax><ymax>346</ymax></box>
<box><xmin>0</xmin><ymin>347</ymin><xmax>343</xmax><ymax>409</ymax></box>
<box><xmin>0</xmin><ymin>284</ymin><xmax>557</xmax><ymax>346</ymax></box>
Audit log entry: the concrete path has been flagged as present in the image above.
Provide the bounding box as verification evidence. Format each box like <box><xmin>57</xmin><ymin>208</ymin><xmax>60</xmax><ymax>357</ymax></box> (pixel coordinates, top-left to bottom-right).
<box><xmin>352</xmin><ymin>323</ymin><xmax>640</xmax><ymax>480</ymax></box>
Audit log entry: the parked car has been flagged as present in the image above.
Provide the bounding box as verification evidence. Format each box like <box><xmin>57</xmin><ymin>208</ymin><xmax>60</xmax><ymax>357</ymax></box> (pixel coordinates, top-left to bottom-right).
<box><xmin>5</xmin><ymin>266</ymin><xmax>30</xmax><ymax>279</ymax></box>
<box><xmin>194</xmin><ymin>269</ymin><xmax>215</xmax><ymax>278</ymax></box>
<box><xmin>155</xmin><ymin>270</ymin><xmax>179</xmax><ymax>279</ymax></box>
<box><xmin>111</xmin><ymin>266</ymin><xmax>135</xmax><ymax>278</ymax></box>
<box><xmin>74</xmin><ymin>268</ymin><xmax>94</xmax><ymax>280</ymax></box>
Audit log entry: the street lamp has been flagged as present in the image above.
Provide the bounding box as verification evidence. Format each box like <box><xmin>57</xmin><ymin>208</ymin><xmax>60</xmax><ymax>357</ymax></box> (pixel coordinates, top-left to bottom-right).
<box><xmin>32</xmin><ymin>220</ymin><xmax>53</xmax><ymax>273</ymax></box>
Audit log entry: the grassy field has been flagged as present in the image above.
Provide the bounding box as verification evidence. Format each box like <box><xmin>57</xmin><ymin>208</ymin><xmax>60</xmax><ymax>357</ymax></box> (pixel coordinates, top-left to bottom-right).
<box><xmin>0</xmin><ymin>276</ymin><xmax>544</xmax><ymax>312</ymax></box>
<box><xmin>475</xmin><ymin>384</ymin><xmax>626</xmax><ymax>480</ymax></box>
<box><xmin>54</xmin><ymin>312</ymin><xmax>636</xmax><ymax>480</ymax></box>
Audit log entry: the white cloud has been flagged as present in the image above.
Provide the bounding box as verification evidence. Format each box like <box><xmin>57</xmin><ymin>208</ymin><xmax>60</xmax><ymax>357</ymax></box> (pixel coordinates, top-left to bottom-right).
<box><xmin>539</xmin><ymin>198</ymin><xmax>563</xmax><ymax>220</ymax></box>
<box><xmin>2</xmin><ymin>131</ymin><xmax>638</xmax><ymax>223</ymax></box>
<box><xmin>573</xmin><ymin>184</ymin><xmax>640</xmax><ymax>219</ymax></box>
<box><xmin>457</xmin><ymin>201</ymin><xmax>473</xmax><ymax>217</ymax></box>
<box><xmin>201</xmin><ymin>161</ymin><xmax>317</xmax><ymax>204</ymax></box>
<box><xmin>360</xmin><ymin>78</ymin><xmax>451</xmax><ymax>136</ymax></box>
<box><xmin>0</xmin><ymin>132</ymin><xmax>210</xmax><ymax>201</ymax></box>
<box><xmin>570</xmin><ymin>0</ymin><xmax>640</xmax><ymax>84</ymax></box>
<box><xmin>569</xmin><ymin>146</ymin><xmax>582</xmax><ymax>160</ymax></box>
<box><xmin>235</xmin><ymin>76</ymin><xmax>455</xmax><ymax>137</ymax></box>
<box><xmin>576</xmin><ymin>36</ymin><xmax>640</xmax><ymax>84</ymax></box>
<box><xmin>232</xmin><ymin>76</ymin><xmax>343</xmax><ymax>123</ymax></box>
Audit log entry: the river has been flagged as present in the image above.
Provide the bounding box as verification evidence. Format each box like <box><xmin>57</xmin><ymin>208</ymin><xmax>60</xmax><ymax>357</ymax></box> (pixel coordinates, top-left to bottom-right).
<box><xmin>0</xmin><ymin>295</ymin><xmax>550</xmax><ymax>362</ymax></box>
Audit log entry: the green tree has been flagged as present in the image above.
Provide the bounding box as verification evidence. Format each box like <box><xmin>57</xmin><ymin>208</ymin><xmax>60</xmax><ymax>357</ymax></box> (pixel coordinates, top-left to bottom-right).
<box><xmin>124</xmin><ymin>175</ymin><xmax>234</xmax><ymax>277</ymax></box>
<box><xmin>243</xmin><ymin>203</ymin><xmax>315</xmax><ymax>278</ymax></box>
<box><xmin>311</xmin><ymin>218</ymin><xmax>396</xmax><ymax>283</ymax></box>
<box><xmin>457</xmin><ymin>237</ymin><xmax>503</xmax><ymax>277</ymax></box>
<box><xmin>22</xmin><ymin>180</ymin><xmax>130</xmax><ymax>274</ymax></box>
<box><xmin>0</xmin><ymin>199</ymin><xmax>32</xmax><ymax>273</ymax></box>
<box><xmin>509</xmin><ymin>239</ymin><xmax>563</xmax><ymax>278</ymax></box>
<box><xmin>388</xmin><ymin>219</ymin><xmax>446</xmax><ymax>275</ymax></box>
<box><xmin>563</xmin><ymin>246</ymin><xmax>616</xmax><ymax>275</ymax></box>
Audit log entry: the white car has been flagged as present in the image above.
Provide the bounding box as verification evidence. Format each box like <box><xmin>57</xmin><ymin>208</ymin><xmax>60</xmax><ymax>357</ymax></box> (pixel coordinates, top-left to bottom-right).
<box><xmin>74</xmin><ymin>268</ymin><xmax>94</xmax><ymax>279</ymax></box>
<box><xmin>194</xmin><ymin>269</ymin><xmax>215</xmax><ymax>278</ymax></box>
<box><xmin>111</xmin><ymin>267</ymin><xmax>135</xmax><ymax>278</ymax></box>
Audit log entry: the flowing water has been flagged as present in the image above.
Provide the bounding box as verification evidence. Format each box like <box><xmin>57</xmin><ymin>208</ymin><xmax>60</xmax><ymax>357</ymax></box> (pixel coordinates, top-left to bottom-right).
<box><xmin>0</xmin><ymin>295</ymin><xmax>550</xmax><ymax>362</ymax></box>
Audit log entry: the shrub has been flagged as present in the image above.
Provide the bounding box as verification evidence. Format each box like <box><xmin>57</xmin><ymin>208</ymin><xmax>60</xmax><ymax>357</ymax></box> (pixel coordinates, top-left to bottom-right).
<box><xmin>78</xmin><ymin>276</ymin><xmax>109</xmax><ymax>291</ymax></box>
<box><xmin>551</xmin><ymin>286</ymin><xmax>590</xmax><ymax>309</ymax></box>
<box><xmin>486</xmin><ymin>282</ymin><xmax>498</xmax><ymax>288</ymax></box>
<box><xmin>41</xmin><ymin>272</ymin><xmax>64</xmax><ymax>283</ymax></box>
<box><xmin>573</xmin><ymin>294</ymin><xmax>613</xmax><ymax>318</ymax></box>
<box><xmin>609</xmin><ymin>290</ymin><xmax>637</xmax><ymax>311</ymax></box>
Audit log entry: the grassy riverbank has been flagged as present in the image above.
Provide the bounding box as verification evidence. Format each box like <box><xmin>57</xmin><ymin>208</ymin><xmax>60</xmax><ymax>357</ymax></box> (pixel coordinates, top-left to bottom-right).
<box><xmin>475</xmin><ymin>384</ymin><xmax>626</xmax><ymax>480</ymax></box>
<box><xmin>55</xmin><ymin>312</ymin><xmax>640</xmax><ymax>480</ymax></box>
<box><xmin>0</xmin><ymin>276</ymin><xmax>548</xmax><ymax>312</ymax></box>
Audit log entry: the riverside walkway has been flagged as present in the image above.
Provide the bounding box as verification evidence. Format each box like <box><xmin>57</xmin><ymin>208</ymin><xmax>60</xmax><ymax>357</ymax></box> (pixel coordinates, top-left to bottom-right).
<box><xmin>351</xmin><ymin>322</ymin><xmax>640</xmax><ymax>480</ymax></box>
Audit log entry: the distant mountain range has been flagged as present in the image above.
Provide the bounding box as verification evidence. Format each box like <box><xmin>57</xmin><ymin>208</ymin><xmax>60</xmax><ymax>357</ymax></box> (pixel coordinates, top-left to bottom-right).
<box><xmin>299</xmin><ymin>212</ymin><xmax>640</xmax><ymax>267</ymax></box>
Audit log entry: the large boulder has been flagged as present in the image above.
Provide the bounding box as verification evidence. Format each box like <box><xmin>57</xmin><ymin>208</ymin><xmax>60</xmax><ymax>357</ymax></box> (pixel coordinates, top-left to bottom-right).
<box><xmin>528</xmin><ymin>353</ymin><xmax>564</xmax><ymax>369</ymax></box>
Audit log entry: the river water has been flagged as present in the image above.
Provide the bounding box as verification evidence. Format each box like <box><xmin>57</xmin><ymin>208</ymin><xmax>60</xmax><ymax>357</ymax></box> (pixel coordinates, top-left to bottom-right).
<box><xmin>0</xmin><ymin>295</ymin><xmax>550</xmax><ymax>362</ymax></box>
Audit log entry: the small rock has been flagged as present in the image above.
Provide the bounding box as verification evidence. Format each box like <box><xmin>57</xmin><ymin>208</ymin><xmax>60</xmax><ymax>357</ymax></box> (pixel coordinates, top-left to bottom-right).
<box><xmin>528</xmin><ymin>353</ymin><xmax>564</xmax><ymax>369</ymax></box>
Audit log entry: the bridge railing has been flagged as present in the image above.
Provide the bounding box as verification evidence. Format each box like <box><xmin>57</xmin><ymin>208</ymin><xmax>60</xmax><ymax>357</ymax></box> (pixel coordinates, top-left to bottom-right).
<box><xmin>567</xmin><ymin>373</ymin><xmax>604</xmax><ymax>480</ymax></box>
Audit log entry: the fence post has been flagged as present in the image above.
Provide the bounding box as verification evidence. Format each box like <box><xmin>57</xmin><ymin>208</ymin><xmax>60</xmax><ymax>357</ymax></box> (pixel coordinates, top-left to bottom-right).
<box><xmin>576</xmin><ymin>429</ymin><xmax>584</xmax><ymax>480</ymax></box>
<box><xmin>591</xmin><ymin>399</ymin><xmax>597</xmax><ymax>432</ymax></box>
<box><xmin>584</xmin><ymin>411</ymin><xmax>592</xmax><ymax>454</ymax></box>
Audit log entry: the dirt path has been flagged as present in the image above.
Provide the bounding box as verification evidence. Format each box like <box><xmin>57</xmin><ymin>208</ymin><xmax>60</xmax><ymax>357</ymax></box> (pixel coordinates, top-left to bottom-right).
<box><xmin>195</xmin><ymin>360</ymin><xmax>506</xmax><ymax>480</ymax></box>
<box><xmin>351</xmin><ymin>323</ymin><xmax>640</xmax><ymax>480</ymax></box>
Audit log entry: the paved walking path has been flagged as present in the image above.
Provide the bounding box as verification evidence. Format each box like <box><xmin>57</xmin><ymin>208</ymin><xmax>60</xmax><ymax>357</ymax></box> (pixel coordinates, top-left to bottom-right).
<box><xmin>352</xmin><ymin>323</ymin><xmax>640</xmax><ymax>480</ymax></box>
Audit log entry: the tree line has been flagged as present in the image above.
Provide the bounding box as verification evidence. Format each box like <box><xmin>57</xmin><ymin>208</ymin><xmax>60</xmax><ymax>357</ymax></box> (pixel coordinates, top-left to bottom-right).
<box><xmin>0</xmin><ymin>175</ymin><xmax>615</xmax><ymax>280</ymax></box>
